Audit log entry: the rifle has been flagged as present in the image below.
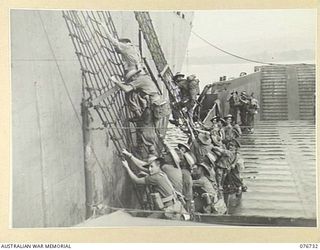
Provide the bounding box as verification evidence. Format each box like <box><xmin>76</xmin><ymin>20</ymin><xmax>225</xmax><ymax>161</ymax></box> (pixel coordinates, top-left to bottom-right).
<box><xmin>202</xmin><ymin>103</ymin><xmax>217</xmax><ymax>124</ymax></box>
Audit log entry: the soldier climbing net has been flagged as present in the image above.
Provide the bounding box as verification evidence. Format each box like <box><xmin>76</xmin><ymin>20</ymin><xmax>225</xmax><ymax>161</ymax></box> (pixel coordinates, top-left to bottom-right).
<box><xmin>63</xmin><ymin>10</ymin><xmax>194</xmax><ymax>211</ymax></box>
<box><xmin>63</xmin><ymin>11</ymin><xmax>189</xmax><ymax>154</ymax></box>
<box><xmin>62</xmin><ymin>10</ymin><xmax>135</xmax><ymax>154</ymax></box>
<box><xmin>134</xmin><ymin>12</ymin><xmax>181</xmax><ymax>106</ymax></box>
<box><xmin>135</xmin><ymin>11</ymin><xmax>190</xmax><ymax>126</ymax></box>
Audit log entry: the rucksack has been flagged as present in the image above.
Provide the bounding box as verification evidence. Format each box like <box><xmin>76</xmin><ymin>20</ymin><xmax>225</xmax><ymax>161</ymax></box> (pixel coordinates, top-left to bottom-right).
<box><xmin>187</xmin><ymin>75</ymin><xmax>200</xmax><ymax>97</ymax></box>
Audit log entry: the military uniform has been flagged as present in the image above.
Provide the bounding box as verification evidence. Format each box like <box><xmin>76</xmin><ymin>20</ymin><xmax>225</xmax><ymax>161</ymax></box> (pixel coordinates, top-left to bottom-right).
<box><xmin>113</xmin><ymin>42</ymin><xmax>142</xmax><ymax>73</ymax></box>
<box><xmin>193</xmin><ymin>176</ymin><xmax>217</xmax><ymax>196</ymax></box>
<box><xmin>228</xmin><ymin>92</ymin><xmax>240</xmax><ymax>123</ymax></box>
<box><xmin>145</xmin><ymin>170</ymin><xmax>187</xmax><ymax>220</ymax></box>
<box><xmin>161</xmin><ymin>164</ymin><xmax>183</xmax><ymax>194</ymax></box>
<box><xmin>228</xmin><ymin>94</ymin><xmax>236</xmax><ymax>120</ymax></box>
<box><xmin>213</xmin><ymin>145</ymin><xmax>245</xmax><ymax>194</ymax></box>
<box><xmin>190</xmin><ymin>134</ymin><xmax>214</xmax><ymax>163</ymax></box>
<box><xmin>99</xmin><ymin>26</ymin><xmax>144</xmax><ymax>75</ymax></box>
<box><xmin>181</xmin><ymin>168</ymin><xmax>193</xmax><ymax>202</ymax></box>
<box><xmin>176</xmin><ymin>144</ymin><xmax>196</xmax><ymax>212</ymax></box>
<box><xmin>223</xmin><ymin>119</ymin><xmax>241</xmax><ymax>145</ymax></box>
<box><xmin>126</xmin><ymin>73</ymin><xmax>163</xmax><ymax>155</ymax></box>
<box><xmin>213</xmin><ymin>147</ymin><xmax>235</xmax><ymax>190</ymax></box>
<box><xmin>246</xmin><ymin>97</ymin><xmax>259</xmax><ymax>133</ymax></box>
<box><xmin>175</xmin><ymin>75</ymin><xmax>199</xmax><ymax>123</ymax></box>
<box><xmin>145</xmin><ymin>171</ymin><xmax>174</xmax><ymax>199</ymax></box>
<box><xmin>192</xmin><ymin>163</ymin><xmax>226</xmax><ymax>214</ymax></box>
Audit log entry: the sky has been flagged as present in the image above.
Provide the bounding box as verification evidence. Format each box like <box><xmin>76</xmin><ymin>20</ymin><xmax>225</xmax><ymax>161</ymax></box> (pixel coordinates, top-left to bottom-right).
<box><xmin>182</xmin><ymin>9</ymin><xmax>317</xmax><ymax>86</ymax></box>
<box><xmin>188</xmin><ymin>9</ymin><xmax>316</xmax><ymax>51</ymax></box>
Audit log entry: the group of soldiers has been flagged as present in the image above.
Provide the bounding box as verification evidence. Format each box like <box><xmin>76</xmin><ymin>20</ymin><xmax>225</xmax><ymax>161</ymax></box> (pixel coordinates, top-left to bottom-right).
<box><xmin>228</xmin><ymin>90</ymin><xmax>260</xmax><ymax>133</ymax></box>
<box><xmin>121</xmin><ymin>111</ymin><xmax>246</xmax><ymax>220</ymax></box>
<box><xmin>97</xmin><ymin>23</ymin><xmax>256</xmax><ymax>220</ymax></box>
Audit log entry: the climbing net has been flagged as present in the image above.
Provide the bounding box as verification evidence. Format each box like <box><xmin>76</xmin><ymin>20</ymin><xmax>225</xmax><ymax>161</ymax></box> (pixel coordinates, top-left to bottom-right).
<box><xmin>62</xmin><ymin>10</ymin><xmax>135</xmax><ymax>154</ymax></box>
<box><xmin>134</xmin><ymin>12</ymin><xmax>180</xmax><ymax>105</ymax></box>
<box><xmin>63</xmin><ymin>10</ymin><xmax>196</xmax><ymax>213</ymax></box>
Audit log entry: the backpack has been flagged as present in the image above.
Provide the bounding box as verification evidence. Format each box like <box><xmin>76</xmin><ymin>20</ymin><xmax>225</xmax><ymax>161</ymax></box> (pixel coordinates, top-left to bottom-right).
<box><xmin>187</xmin><ymin>75</ymin><xmax>200</xmax><ymax>97</ymax></box>
<box><xmin>152</xmin><ymin>99</ymin><xmax>171</xmax><ymax>120</ymax></box>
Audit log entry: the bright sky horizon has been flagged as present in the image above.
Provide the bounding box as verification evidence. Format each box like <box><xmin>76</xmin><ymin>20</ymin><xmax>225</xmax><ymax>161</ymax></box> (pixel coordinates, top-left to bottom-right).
<box><xmin>182</xmin><ymin>9</ymin><xmax>317</xmax><ymax>85</ymax></box>
<box><xmin>188</xmin><ymin>9</ymin><xmax>316</xmax><ymax>51</ymax></box>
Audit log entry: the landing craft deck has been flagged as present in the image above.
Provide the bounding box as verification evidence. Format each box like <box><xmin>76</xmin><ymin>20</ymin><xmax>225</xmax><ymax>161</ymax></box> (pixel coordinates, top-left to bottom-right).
<box><xmin>164</xmin><ymin>120</ymin><xmax>316</xmax><ymax>225</ymax></box>
<box><xmin>236</xmin><ymin>120</ymin><xmax>316</xmax><ymax>219</ymax></box>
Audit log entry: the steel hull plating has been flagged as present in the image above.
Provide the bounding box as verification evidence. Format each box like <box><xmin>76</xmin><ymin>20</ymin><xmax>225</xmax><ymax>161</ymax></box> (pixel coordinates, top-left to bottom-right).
<box><xmin>11</xmin><ymin>10</ymin><xmax>193</xmax><ymax>227</ymax></box>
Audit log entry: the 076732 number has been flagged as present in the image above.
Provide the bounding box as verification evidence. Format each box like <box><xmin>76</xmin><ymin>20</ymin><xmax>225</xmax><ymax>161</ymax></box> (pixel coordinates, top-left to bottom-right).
<box><xmin>300</xmin><ymin>244</ymin><xmax>319</xmax><ymax>249</ymax></box>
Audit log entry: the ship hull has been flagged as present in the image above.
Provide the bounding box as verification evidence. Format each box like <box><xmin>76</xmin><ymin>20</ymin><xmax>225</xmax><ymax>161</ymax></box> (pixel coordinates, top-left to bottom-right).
<box><xmin>11</xmin><ymin>10</ymin><xmax>193</xmax><ymax>227</ymax></box>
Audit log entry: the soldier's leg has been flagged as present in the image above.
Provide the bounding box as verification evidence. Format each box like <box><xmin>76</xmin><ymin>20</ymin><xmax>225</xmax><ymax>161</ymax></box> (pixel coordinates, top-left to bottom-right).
<box><xmin>164</xmin><ymin>200</ymin><xmax>189</xmax><ymax>220</ymax></box>
<box><xmin>247</xmin><ymin>113</ymin><xmax>254</xmax><ymax>133</ymax></box>
<box><xmin>229</xmin><ymin>106</ymin><xmax>235</xmax><ymax>120</ymax></box>
<box><xmin>125</xmin><ymin>92</ymin><xmax>145</xmax><ymax>119</ymax></box>
<box><xmin>232</xmin><ymin>109</ymin><xmax>237</xmax><ymax>123</ymax></box>
<box><xmin>135</xmin><ymin>108</ymin><xmax>158</xmax><ymax>157</ymax></box>
<box><xmin>250</xmin><ymin>113</ymin><xmax>255</xmax><ymax>132</ymax></box>
<box><xmin>244</xmin><ymin>110</ymin><xmax>248</xmax><ymax>129</ymax></box>
<box><xmin>233</xmin><ymin>107</ymin><xmax>239</xmax><ymax>124</ymax></box>
<box><xmin>186</xmin><ymin>99</ymin><xmax>196</xmax><ymax>124</ymax></box>
<box><xmin>169</xmin><ymin>102</ymin><xmax>183</xmax><ymax>126</ymax></box>
<box><xmin>239</xmin><ymin>107</ymin><xmax>246</xmax><ymax>126</ymax></box>
<box><xmin>215</xmin><ymin>168</ymin><xmax>224</xmax><ymax>191</ymax></box>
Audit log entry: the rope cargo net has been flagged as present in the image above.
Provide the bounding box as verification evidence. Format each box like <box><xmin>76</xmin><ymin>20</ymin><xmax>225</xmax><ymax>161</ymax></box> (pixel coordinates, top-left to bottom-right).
<box><xmin>62</xmin><ymin>10</ymin><xmax>192</xmax><ymax>214</ymax></box>
<box><xmin>134</xmin><ymin>12</ymin><xmax>181</xmax><ymax>106</ymax></box>
<box><xmin>62</xmin><ymin>10</ymin><xmax>135</xmax><ymax>154</ymax></box>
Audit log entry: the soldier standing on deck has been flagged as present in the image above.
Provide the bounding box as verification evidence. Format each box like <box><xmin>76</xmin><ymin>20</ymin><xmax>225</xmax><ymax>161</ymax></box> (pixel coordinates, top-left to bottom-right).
<box><xmin>228</xmin><ymin>91</ymin><xmax>240</xmax><ymax>123</ymax></box>
<box><xmin>212</xmin><ymin>138</ymin><xmax>246</xmax><ymax>193</ymax></box>
<box><xmin>246</xmin><ymin>93</ymin><xmax>260</xmax><ymax>133</ymax></box>
<box><xmin>223</xmin><ymin>140</ymin><xmax>247</xmax><ymax>193</ymax></box>
<box><xmin>223</xmin><ymin>114</ymin><xmax>242</xmax><ymax>145</ymax></box>
<box><xmin>189</xmin><ymin>129</ymin><xmax>214</xmax><ymax>164</ymax></box>
<box><xmin>122</xmin><ymin>144</ymin><xmax>184</xmax><ymax>196</ymax></box>
<box><xmin>208</xmin><ymin>116</ymin><xmax>225</xmax><ymax>148</ymax></box>
<box><xmin>239</xmin><ymin>91</ymin><xmax>250</xmax><ymax>131</ymax></box>
<box><xmin>177</xmin><ymin>143</ymin><xmax>196</xmax><ymax>212</ymax></box>
<box><xmin>192</xmin><ymin>163</ymin><xmax>226</xmax><ymax>214</ymax></box>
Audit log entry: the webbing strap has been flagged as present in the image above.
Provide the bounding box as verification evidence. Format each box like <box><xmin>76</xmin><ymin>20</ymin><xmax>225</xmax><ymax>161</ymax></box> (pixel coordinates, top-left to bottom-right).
<box><xmin>162</xmin><ymin>194</ymin><xmax>175</xmax><ymax>203</ymax></box>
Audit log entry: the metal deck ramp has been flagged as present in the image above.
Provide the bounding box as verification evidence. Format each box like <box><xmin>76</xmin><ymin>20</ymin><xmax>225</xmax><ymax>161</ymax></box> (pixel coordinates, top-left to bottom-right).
<box><xmin>236</xmin><ymin>120</ymin><xmax>316</xmax><ymax>219</ymax></box>
<box><xmin>260</xmin><ymin>66</ymin><xmax>288</xmax><ymax>120</ymax></box>
<box><xmin>259</xmin><ymin>64</ymin><xmax>316</xmax><ymax>121</ymax></box>
<box><xmin>166</xmin><ymin>120</ymin><xmax>316</xmax><ymax>226</ymax></box>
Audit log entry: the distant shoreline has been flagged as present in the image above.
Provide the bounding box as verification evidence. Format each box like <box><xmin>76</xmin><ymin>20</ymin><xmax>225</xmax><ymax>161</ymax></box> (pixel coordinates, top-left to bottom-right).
<box><xmin>182</xmin><ymin>60</ymin><xmax>315</xmax><ymax>89</ymax></box>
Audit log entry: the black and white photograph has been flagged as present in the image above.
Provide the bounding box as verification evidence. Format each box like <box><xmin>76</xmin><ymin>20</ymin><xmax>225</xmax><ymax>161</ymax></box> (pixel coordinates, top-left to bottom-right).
<box><xmin>11</xmin><ymin>9</ymin><xmax>316</xmax><ymax>228</ymax></box>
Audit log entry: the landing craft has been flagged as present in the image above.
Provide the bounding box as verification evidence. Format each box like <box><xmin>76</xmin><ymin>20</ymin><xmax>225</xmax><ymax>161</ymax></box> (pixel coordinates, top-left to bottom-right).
<box><xmin>11</xmin><ymin>10</ymin><xmax>316</xmax><ymax>227</ymax></box>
